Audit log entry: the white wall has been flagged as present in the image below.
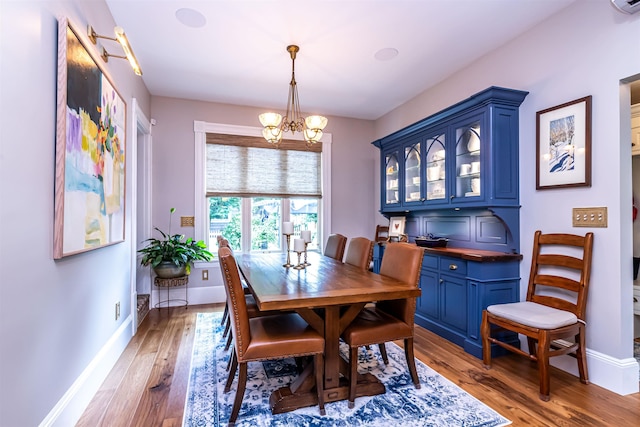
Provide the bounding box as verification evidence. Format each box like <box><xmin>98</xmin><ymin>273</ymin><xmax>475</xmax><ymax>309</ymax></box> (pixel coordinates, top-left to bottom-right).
<box><xmin>0</xmin><ymin>1</ymin><xmax>151</xmax><ymax>425</ymax></box>
<box><xmin>376</xmin><ymin>1</ymin><xmax>640</xmax><ymax>394</ymax></box>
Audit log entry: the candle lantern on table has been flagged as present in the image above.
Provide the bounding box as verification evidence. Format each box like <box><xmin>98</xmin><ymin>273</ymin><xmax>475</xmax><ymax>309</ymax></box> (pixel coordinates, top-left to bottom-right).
<box><xmin>301</xmin><ymin>229</ymin><xmax>312</xmax><ymax>266</ymax></box>
<box><xmin>282</xmin><ymin>221</ymin><xmax>294</xmax><ymax>267</ymax></box>
<box><xmin>293</xmin><ymin>238</ymin><xmax>306</xmax><ymax>270</ymax></box>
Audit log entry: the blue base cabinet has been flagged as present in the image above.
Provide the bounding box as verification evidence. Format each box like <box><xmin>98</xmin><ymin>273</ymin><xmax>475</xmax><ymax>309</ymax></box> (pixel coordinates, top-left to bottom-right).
<box><xmin>418</xmin><ymin>251</ymin><xmax>521</xmax><ymax>358</ymax></box>
<box><xmin>374</xmin><ymin>244</ymin><xmax>522</xmax><ymax>359</ymax></box>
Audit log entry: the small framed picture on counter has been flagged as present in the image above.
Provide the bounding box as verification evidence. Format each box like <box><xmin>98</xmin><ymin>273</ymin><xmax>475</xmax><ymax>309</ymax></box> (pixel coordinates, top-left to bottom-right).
<box><xmin>388</xmin><ymin>216</ymin><xmax>406</xmax><ymax>238</ymax></box>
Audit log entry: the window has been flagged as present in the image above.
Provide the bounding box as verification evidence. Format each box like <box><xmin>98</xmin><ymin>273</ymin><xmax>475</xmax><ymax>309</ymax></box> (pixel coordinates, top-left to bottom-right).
<box><xmin>208</xmin><ymin>197</ymin><xmax>319</xmax><ymax>253</ymax></box>
<box><xmin>194</xmin><ymin>122</ymin><xmax>331</xmax><ymax>257</ymax></box>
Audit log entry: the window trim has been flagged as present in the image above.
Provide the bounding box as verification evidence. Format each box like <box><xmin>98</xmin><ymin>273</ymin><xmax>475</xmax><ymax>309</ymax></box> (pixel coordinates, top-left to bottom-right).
<box><xmin>194</xmin><ymin>121</ymin><xmax>332</xmax><ymax>255</ymax></box>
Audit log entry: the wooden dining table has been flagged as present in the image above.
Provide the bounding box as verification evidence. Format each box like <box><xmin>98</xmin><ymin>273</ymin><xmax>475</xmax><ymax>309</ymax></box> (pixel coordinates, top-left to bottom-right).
<box><xmin>235</xmin><ymin>250</ymin><xmax>421</xmax><ymax>414</ymax></box>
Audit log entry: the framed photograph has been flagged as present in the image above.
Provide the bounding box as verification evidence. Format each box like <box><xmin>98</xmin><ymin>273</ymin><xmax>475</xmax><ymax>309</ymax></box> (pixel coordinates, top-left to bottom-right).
<box><xmin>54</xmin><ymin>17</ymin><xmax>127</xmax><ymax>259</ymax></box>
<box><xmin>388</xmin><ymin>216</ymin><xmax>406</xmax><ymax>237</ymax></box>
<box><xmin>536</xmin><ymin>96</ymin><xmax>592</xmax><ymax>190</ymax></box>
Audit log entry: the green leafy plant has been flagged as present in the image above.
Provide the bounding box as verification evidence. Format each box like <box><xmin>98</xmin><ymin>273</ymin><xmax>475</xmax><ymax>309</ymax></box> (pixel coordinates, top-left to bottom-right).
<box><xmin>138</xmin><ymin>208</ymin><xmax>213</xmax><ymax>274</ymax></box>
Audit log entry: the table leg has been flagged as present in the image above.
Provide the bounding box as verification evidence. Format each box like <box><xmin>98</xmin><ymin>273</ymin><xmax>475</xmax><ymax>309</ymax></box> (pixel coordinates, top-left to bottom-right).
<box><xmin>269</xmin><ymin>304</ymin><xmax>385</xmax><ymax>414</ymax></box>
<box><xmin>323</xmin><ymin>306</ymin><xmax>341</xmax><ymax>390</ymax></box>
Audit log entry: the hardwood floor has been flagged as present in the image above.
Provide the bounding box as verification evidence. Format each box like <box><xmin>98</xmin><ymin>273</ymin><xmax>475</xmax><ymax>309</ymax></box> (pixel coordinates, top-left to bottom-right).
<box><xmin>77</xmin><ymin>304</ymin><xmax>640</xmax><ymax>427</ymax></box>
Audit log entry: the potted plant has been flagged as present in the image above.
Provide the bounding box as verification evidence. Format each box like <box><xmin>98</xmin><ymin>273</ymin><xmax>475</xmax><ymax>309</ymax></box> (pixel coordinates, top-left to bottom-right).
<box><xmin>138</xmin><ymin>208</ymin><xmax>213</xmax><ymax>278</ymax></box>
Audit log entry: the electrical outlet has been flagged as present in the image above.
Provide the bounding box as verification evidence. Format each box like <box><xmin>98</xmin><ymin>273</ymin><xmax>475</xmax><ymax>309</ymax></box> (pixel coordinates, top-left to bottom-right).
<box><xmin>115</xmin><ymin>301</ymin><xmax>121</xmax><ymax>321</ymax></box>
<box><xmin>572</xmin><ymin>207</ymin><xmax>607</xmax><ymax>228</ymax></box>
<box><xmin>202</xmin><ymin>269</ymin><xmax>209</xmax><ymax>280</ymax></box>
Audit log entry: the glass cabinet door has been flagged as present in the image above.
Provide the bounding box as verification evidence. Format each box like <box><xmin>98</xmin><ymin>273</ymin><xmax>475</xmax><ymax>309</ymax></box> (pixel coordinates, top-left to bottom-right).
<box><xmin>425</xmin><ymin>133</ymin><xmax>446</xmax><ymax>200</ymax></box>
<box><xmin>384</xmin><ymin>152</ymin><xmax>400</xmax><ymax>205</ymax></box>
<box><xmin>404</xmin><ymin>143</ymin><xmax>421</xmax><ymax>203</ymax></box>
<box><xmin>455</xmin><ymin>121</ymin><xmax>481</xmax><ymax>198</ymax></box>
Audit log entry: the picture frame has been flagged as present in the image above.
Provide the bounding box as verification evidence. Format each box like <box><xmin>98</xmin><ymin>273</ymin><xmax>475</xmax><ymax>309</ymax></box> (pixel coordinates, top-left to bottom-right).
<box><xmin>536</xmin><ymin>95</ymin><xmax>592</xmax><ymax>190</ymax></box>
<box><xmin>388</xmin><ymin>216</ymin><xmax>406</xmax><ymax>237</ymax></box>
<box><xmin>54</xmin><ymin>17</ymin><xmax>127</xmax><ymax>259</ymax></box>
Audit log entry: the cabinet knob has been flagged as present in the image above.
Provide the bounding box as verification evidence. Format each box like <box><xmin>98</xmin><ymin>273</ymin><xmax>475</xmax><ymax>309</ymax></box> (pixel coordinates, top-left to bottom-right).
<box><xmin>439</xmin><ymin>278</ymin><xmax>444</xmax><ymax>284</ymax></box>
<box><xmin>449</xmin><ymin>264</ymin><xmax>458</xmax><ymax>270</ymax></box>
<box><xmin>450</xmin><ymin>195</ymin><xmax>454</xmax><ymax>200</ymax></box>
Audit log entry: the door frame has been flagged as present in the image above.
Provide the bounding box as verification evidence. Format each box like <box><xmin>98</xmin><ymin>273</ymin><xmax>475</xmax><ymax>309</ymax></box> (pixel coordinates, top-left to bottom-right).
<box><xmin>130</xmin><ymin>98</ymin><xmax>152</xmax><ymax>335</ymax></box>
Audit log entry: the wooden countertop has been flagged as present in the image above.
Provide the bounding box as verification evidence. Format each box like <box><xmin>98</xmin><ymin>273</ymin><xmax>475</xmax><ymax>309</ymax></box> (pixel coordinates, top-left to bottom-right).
<box><xmin>378</xmin><ymin>242</ymin><xmax>522</xmax><ymax>262</ymax></box>
<box><xmin>421</xmin><ymin>246</ymin><xmax>522</xmax><ymax>262</ymax></box>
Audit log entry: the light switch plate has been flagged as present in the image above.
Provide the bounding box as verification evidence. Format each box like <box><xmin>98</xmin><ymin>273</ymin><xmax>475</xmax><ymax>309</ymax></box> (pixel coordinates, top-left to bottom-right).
<box><xmin>572</xmin><ymin>207</ymin><xmax>607</xmax><ymax>228</ymax></box>
<box><xmin>180</xmin><ymin>216</ymin><xmax>195</xmax><ymax>227</ymax></box>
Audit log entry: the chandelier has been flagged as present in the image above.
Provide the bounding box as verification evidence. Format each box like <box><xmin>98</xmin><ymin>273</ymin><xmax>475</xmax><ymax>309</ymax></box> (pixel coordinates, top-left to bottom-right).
<box><xmin>259</xmin><ymin>45</ymin><xmax>328</xmax><ymax>145</ymax></box>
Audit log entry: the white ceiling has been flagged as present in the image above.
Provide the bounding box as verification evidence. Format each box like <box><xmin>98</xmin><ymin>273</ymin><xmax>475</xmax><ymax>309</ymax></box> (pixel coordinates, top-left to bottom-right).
<box><xmin>105</xmin><ymin>0</ymin><xmax>578</xmax><ymax>120</ymax></box>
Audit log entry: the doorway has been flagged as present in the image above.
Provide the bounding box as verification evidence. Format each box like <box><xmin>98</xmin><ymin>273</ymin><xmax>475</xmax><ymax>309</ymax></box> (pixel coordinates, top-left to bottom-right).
<box><xmin>628</xmin><ymin>81</ymin><xmax>640</xmax><ymax>379</ymax></box>
<box><xmin>130</xmin><ymin>99</ymin><xmax>152</xmax><ymax>334</ymax></box>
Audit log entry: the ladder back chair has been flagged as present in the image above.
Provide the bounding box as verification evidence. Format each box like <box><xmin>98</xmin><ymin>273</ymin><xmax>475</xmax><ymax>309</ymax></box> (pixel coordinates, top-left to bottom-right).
<box><xmin>218</xmin><ymin>247</ymin><xmax>326</xmax><ymax>425</ymax></box>
<box><xmin>374</xmin><ymin>225</ymin><xmax>389</xmax><ymax>242</ymax></box>
<box><xmin>481</xmin><ymin>230</ymin><xmax>594</xmax><ymax>401</ymax></box>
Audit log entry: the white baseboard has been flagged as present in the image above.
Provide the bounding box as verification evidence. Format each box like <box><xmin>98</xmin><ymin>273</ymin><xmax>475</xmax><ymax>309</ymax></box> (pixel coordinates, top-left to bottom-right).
<box><xmin>552</xmin><ymin>348</ymin><xmax>639</xmax><ymax>396</ymax></box>
<box><xmin>520</xmin><ymin>337</ymin><xmax>640</xmax><ymax>396</ymax></box>
<box><xmin>39</xmin><ymin>282</ymin><xmax>225</xmax><ymax>426</ymax></box>
<box><xmin>39</xmin><ymin>315</ymin><xmax>134</xmax><ymax>427</ymax></box>
<box><xmin>152</xmin><ymin>284</ymin><xmax>226</xmax><ymax>307</ymax></box>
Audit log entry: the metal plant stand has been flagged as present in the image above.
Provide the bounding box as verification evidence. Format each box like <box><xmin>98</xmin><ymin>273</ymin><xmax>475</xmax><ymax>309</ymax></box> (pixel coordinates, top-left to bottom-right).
<box><xmin>154</xmin><ymin>275</ymin><xmax>189</xmax><ymax>309</ymax></box>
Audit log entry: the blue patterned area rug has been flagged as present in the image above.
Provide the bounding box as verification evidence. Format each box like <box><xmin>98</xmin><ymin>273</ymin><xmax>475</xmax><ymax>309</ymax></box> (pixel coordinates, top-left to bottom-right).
<box><xmin>183</xmin><ymin>312</ymin><xmax>511</xmax><ymax>427</ymax></box>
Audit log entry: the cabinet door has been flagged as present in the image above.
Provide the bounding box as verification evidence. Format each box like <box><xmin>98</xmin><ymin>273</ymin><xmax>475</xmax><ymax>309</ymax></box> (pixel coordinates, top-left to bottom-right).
<box><xmin>383</xmin><ymin>150</ymin><xmax>400</xmax><ymax>208</ymax></box>
<box><xmin>404</xmin><ymin>142</ymin><xmax>422</xmax><ymax>204</ymax></box>
<box><xmin>632</xmin><ymin>124</ymin><xmax>640</xmax><ymax>156</ymax></box>
<box><xmin>632</xmin><ymin>105</ymin><xmax>640</xmax><ymax>156</ymax></box>
<box><xmin>454</xmin><ymin>117</ymin><xmax>483</xmax><ymax>201</ymax></box>
<box><xmin>418</xmin><ymin>269</ymin><xmax>439</xmax><ymax>319</ymax></box>
<box><xmin>424</xmin><ymin>131</ymin><xmax>447</xmax><ymax>202</ymax></box>
<box><xmin>440</xmin><ymin>274</ymin><xmax>467</xmax><ymax>332</ymax></box>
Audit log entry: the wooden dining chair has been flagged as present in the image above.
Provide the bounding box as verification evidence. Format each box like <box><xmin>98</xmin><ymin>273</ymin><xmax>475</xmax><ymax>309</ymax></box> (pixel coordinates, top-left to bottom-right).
<box><xmin>374</xmin><ymin>225</ymin><xmax>389</xmax><ymax>242</ymax></box>
<box><xmin>218</xmin><ymin>247</ymin><xmax>326</xmax><ymax>425</ymax></box>
<box><xmin>219</xmin><ymin>238</ymin><xmax>251</xmax><ymax>337</ymax></box>
<box><xmin>481</xmin><ymin>230</ymin><xmax>594</xmax><ymax>401</ymax></box>
<box><xmin>344</xmin><ymin>237</ymin><xmax>374</xmax><ymax>271</ymax></box>
<box><xmin>324</xmin><ymin>233</ymin><xmax>347</xmax><ymax>261</ymax></box>
<box><xmin>341</xmin><ymin>242</ymin><xmax>424</xmax><ymax>408</ymax></box>
<box><xmin>218</xmin><ymin>239</ymin><xmax>280</xmax><ymax>352</ymax></box>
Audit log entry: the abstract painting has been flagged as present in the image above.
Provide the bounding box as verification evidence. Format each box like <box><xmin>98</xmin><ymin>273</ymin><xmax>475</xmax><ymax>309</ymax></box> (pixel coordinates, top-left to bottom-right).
<box><xmin>54</xmin><ymin>17</ymin><xmax>126</xmax><ymax>259</ymax></box>
<box><xmin>536</xmin><ymin>96</ymin><xmax>591</xmax><ymax>190</ymax></box>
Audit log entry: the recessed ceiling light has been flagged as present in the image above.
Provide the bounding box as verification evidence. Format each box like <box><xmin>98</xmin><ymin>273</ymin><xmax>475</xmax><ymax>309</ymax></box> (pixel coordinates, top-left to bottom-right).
<box><xmin>374</xmin><ymin>48</ymin><xmax>399</xmax><ymax>61</ymax></box>
<box><xmin>175</xmin><ymin>8</ymin><xmax>206</xmax><ymax>28</ymax></box>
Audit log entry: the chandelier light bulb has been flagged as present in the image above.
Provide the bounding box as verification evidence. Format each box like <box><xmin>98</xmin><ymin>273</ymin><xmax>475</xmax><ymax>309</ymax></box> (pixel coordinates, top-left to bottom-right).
<box><xmin>259</xmin><ymin>112</ymin><xmax>283</xmax><ymax>128</ymax></box>
<box><xmin>304</xmin><ymin>128</ymin><xmax>323</xmax><ymax>144</ymax></box>
<box><xmin>305</xmin><ymin>115</ymin><xmax>328</xmax><ymax>131</ymax></box>
<box><xmin>262</xmin><ymin>127</ymin><xmax>283</xmax><ymax>144</ymax></box>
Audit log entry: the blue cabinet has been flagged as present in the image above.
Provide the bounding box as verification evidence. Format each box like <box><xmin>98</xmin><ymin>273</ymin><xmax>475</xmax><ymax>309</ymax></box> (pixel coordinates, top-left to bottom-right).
<box><xmin>417</xmin><ymin>250</ymin><xmax>521</xmax><ymax>358</ymax></box>
<box><xmin>373</xmin><ymin>87</ymin><xmax>528</xmax><ymax>213</ymax></box>
<box><xmin>373</xmin><ymin>245</ymin><xmax>522</xmax><ymax>359</ymax></box>
<box><xmin>373</xmin><ymin>87</ymin><xmax>528</xmax><ymax>357</ymax></box>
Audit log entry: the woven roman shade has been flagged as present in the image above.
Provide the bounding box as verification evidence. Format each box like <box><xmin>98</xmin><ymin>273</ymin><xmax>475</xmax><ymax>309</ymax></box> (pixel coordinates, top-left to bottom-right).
<box><xmin>206</xmin><ymin>133</ymin><xmax>322</xmax><ymax>198</ymax></box>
